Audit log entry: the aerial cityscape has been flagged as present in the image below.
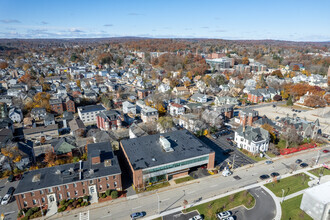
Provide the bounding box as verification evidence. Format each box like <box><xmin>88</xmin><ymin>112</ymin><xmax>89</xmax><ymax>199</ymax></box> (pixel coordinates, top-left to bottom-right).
<box><xmin>0</xmin><ymin>0</ymin><xmax>329</xmax><ymax>220</ymax></box>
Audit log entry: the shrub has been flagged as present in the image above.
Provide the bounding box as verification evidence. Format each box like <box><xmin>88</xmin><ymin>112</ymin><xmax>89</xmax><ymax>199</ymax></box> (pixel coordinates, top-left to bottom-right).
<box><xmin>78</xmin><ymin>198</ymin><xmax>83</xmax><ymax>203</ymax></box>
<box><xmin>43</xmin><ymin>209</ymin><xmax>47</xmax><ymax>215</ymax></box>
<box><xmin>111</xmin><ymin>190</ymin><xmax>119</xmax><ymax>199</ymax></box>
<box><xmin>25</xmin><ymin>209</ymin><xmax>34</xmax><ymax>217</ymax></box>
<box><xmin>101</xmin><ymin>193</ymin><xmax>106</xmax><ymax>198</ymax></box>
<box><xmin>60</xmin><ymin>200</ymin><xmax>66</xmax><ymax>206</ymax></box>
<box><xmin>83</xmin><ymin>195</ymin><xmax>89</xmax><ymax>201</ymax></box>
<box><xmin>72</xmin><ymin>200</ymin><xmax>79</xmax><ymax>207</ymax></box>
<box><xmin>18</xmin><ymin>210</ymin><xmax>23</xmax><ymax>218</ymax></box>
<box><xmin>105</xmin><ymin>189</ymin><xmax>111</xmax><ymax>197</ymax></box>
<box><xmin>68</xmin><ymin>199</ymin><xmax>74</xmax><ymax>204</ymax></box>
<box><xmin>31</xmin><ymin>206</ymin><xmax>40</xmax><ymax>212</ymax></box>
<box><xmin>21</xmin><ymin>216</ymin><xmax>29</xmax><ymax>220</ymax></box>
<box><xmin>31</xmin><ymin>211</ymin><xmax>42</xmax><ymax>218</ymax></box>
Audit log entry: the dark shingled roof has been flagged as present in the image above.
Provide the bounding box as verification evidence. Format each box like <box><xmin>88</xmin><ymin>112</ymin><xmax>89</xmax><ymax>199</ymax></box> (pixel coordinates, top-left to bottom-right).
<box><xmin>121</xmin><ymin>129</ymin><xmax>214</xmax><ymax>170</ymax></box>
<box><xmin>14</xmin><ymin>142</ymin><xmax>121</xmax><ymax>195</ymax></box>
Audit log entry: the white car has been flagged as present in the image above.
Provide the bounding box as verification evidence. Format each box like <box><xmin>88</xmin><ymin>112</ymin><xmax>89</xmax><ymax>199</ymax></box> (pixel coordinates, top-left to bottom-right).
<box><xmin>216</xmin><ymin>211</ymin><xmax>232</xmax><ymax>219</ymax></box>
<box><xmin>222</xmin><ymin>217</ymin><xmax>234</xmax><ymax>220</ymax></box>
<box><xmin>189</xmin><ymin>215</ymin><xmax>203</xmax><ymax>220</ymax></box>
<box><xmin>1</xmin><ymin>194</ymin><xmax>11</xmax><ymax>205</ymax></box>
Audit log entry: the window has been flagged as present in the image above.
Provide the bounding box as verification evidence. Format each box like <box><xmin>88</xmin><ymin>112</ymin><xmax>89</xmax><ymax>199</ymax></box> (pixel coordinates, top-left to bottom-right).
<box><xmin>105</xmin><ymin>177</ymin><xmax>109</xmax><ymax>181</ymax></box>
<box><xmin>75</xmin><ymin>191</ymin><xmax>78</xmax><ymax>196</ymax></box>
<box><xmin>83</xmin><ymin>189</ymin><xmax>85</xmax><ymax>194</ymax></box>
<box><xmin>98</xmin><ymin>179</ymin><xmax>101</xmax><ymax>182</ymax></box>
<box><xmin>57</xmin><ymin>186</ymin><xmax>61</xmax><ymax>191</ymax></box>
<box><xmin>67</xmin><ymin>192</ymin><xmax>70</xmax><ymax>198</ymax></box>
<box><xmin>31</xmin><ymin>192</ymin><xmax>35</xmax><ymax>196</ymax></box>
<box><xmin>114</xmin><ymin>182</ymin><xmax>117</xmax><ymax>187</ymax></box>
<box><xmin>113</xmin><ymin>176</ymin><xmax>116</xmax><ymax>179</ymax></box>
<box><xmin>65</xmin><ymin>185</ymin><xmax>69</xmax><ymax>189</ymax></box>
<box><xmin>73</xmin><ymin>183</ymin><xmax>77</xmax><ymax>187</ymax></box>
<box><xmin>90</xmin><ymin>180</ymin><xmax>93</xmax><ymax>184</ymax></box>
<box><xmin>81</xmin><ymin>182</ymin><xmax>84</xmax><ymax>186</ymax></box>
<box><xmin>59</xmin><ymin>194</ymin><xmax>62</xmax><ymax>200</ymax></box>
<box><xmin>48</xmin><ymin>188</ymin><xmax>53</xmax><ymax>193</ymax></box>
<box><xmin>23</xmin><ymin>201</ymin><xmax>27</xmax><ymax>207</ymax></box>
<box><xmin>40</xmin><ymin>190</ymin><xmax>43</xmax><ymax>195</ymax></box>
<box><xmin>99</xmin><ymin>185</ymin><xmax>102</xmax><ymax>190</ymax></box>
<box><xmin>42</xmin><ymin>198</ymin><xmax>45</xmax><ymax>203</ymax></box>
<box><xmin>22</xmin><ymin>194</ymin><xmax>26</xmax><ymax>199</ymax></box>
<box><xmin>106</xmin><ymin>184</ymin><xmax>110</xmax><ymax>189</ymax></box>
<box><xmin>33</xmin><ymin>200</ymin><xmax>37</xmax><ymax>205</ymax></box>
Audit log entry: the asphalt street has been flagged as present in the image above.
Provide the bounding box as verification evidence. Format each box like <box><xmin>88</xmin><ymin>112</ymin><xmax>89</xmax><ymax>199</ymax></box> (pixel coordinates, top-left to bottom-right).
<box><xmin>51</xmin><ymin>146</ymin><xmax>330</xmax><ymax>220</ymax></box>
<box><xmin>232</xmin><ymin>187</ymin><xmax>276</xmax><ymax>220</ymax></box>
<box><xmin>0</xmin><ymin>178</ymin><xmax>20</xmax><ymax>220</ymax></box>
<box><xmin>163</xmin><ymin>211</ymin><xmax>199</xmax><ymax>220</ymax></box>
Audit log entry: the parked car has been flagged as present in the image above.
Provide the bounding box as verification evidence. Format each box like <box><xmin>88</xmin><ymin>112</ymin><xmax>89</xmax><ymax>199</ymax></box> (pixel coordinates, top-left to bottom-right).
<box><xmin>265</xmin><ymin>160</ymin><xmax>273</xmax><ymax>165</ymax></box>
<box><xmin>130</xmin><ymin>212</ymin><xmax>146</xmax><ymax>219</ymax></box>
<box><xmin>275</xmin><ymin>116</ymin><xmax>279</xmax><ymax>120</ymax></box>
<box><xmin>223</xmin><ymin>149</ymin><xmax>234</xmax><ymax>155</ymax></box>
<box><xmin>222</xmin><ymin>217</ymin><xmax>234</xmax><ymax>220</ymax></box>
<box><xmin>270</xmin><ymin>172</ymin><xmax>280</xmax><ymax>177</ymax></box>
<box><xmin>259</xmin><ymin>174</ymin><xmax>270</xmax><ymax>180</ymax></box>
<box><xmin>211</xmin><ymin>134</ymin><xmax>218</xmax><ymax>139</ymax></box>
<box><xmin>7</xmin><ymin>187</ymin><xmax>15</xmax><ymax>195</ymax></box>
<box><xmin>300</xmin><ymin>163</ymin><xmax>308</xmax><ymax>168</ymax></box>
<box><xmin>7</xmin><ymin>174</ymin><xmax>14</xmax><ymax>182</ymax></box>
<box><xmin>216</xmin><ymin>211</ymin><xmax>232</xmax><ymax>219</ymax></box>
<box><xmin>295</xmin><ymin>159</ymin><xmax>302</xmax><ymax>164</ymax></box>
<box><xmin>1</xmin><ymin>194</ymin><xmax>11</xmax><ymax>205</ymax></box>
<box><xmin>323</xmin><ymin>149</ymin><xmax>329</xmax><ymax>153</ymax></box>
<box><xmin>189</xmin><ymin>215</ymin><xmax>203</xmax><ymax>220</ymax></box>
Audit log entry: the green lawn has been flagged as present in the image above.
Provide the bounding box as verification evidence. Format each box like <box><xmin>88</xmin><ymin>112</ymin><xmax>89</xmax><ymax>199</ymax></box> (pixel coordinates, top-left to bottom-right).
<box><xmin>185</xmin><ymin>190</ymin><xmax>255</xmax><ymax>220</ymax></box>
<box><xmin>281</xmin><ymin>195</ymin><xmax>312</xmax><ymax>220</ymax></box>
<box><xmin>174</xmin><ymin>176</ymin><xmax>194</xmax><ymax>184</ymax></box>
<box><xmin>265</xmin><ymin>173</ymin><xmax>310</xmax><ymax>197</ymax></box>
<box><xmin>152</xmin><ymin>217</ymin><xmax>162</xmax><ymax>220</ymax></box>
<box><xmin>239</xmin><ymin>149</ymin><xmax>266</xmax><ymax>162</ymax></box>
<box><xmin>308</xmin><ymin>167</ymin><xmax>330</xmax><ymax>177</ymax></box>
<box><xmin>265</xmin><ymin>152</ymin><xmax>277</xmax><ymax>158</ymax></box>
<box><xmin>136</xmin><ymin>181</ymin><xmax>170</xmax><ymax>193</ymax></box>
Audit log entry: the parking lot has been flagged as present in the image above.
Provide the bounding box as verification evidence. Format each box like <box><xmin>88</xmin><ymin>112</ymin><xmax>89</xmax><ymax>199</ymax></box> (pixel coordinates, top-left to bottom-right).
<box><xmin>0</xmin><ymin>178</ymin><xmax>19</xmax><ymax>220</ymax></box>
<box><xmin>163</xmin><ymin>210</ymin><xmax>200</xmax><ymax>220</ymax></box>
<box><xmin>200</xmin><ymin>131</ymin><xmax>255</xmax><ymax>170</ymax></box>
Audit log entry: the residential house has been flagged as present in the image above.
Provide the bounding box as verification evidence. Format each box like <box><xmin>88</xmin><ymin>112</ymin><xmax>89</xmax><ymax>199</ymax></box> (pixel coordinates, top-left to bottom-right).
<box><xmin>122</xmin><ymin>101</ymin><xmax>136</xmax><ymax>115</ymax></box>
<box><xmin>14</xmin><ymin>142</ymin><xmax>122</xmax><ymax>209</ymax></box>
<box><xmin>141</xmin><ymin>106</ymin><xmax>159</xmax><ymax>123</ymax></box>
<box><xmin>23</xmin><ymin>124</ymin><xmax>59</xmax><ymax>140</ymax></box>
<box><xmin>129</xmin><ymin>123</ymin><xmax>148</xmax><ymax>139</ymax></box>
<box><xmin>172</xmin><ymin>87</ymin><xmax>190</xmax><ymax>96</ymax></box>
<box><xmin>137</xmin><ymin>89</ymin><xmax>150</xmax><ymax>99</ymax></box>
<box><xmin>96</xmin><ymin>110</ymin><xmax>122</xmax><ymax>131</ymax></box>
<box><xmin>65</xmin><ymin>97</ymin><xmax>76</xmax><ymax>113</ymax></box>
<box><xmin>44</xmin><ymin>113</ymin><xmax>55</xmax><ymax>126</ymax></box>
<box><xmin>31</xmin><ymin>108</ymin><xmax>47</xmax><ymax>120</ymax></box>
<box><xmin>50</xmin><ymin>98</ymin><xmax>64</xmax><ymax>115</ymax></box>
<box><xmin>247</xmin><ymin>88</ymin><xmax>279</xmax><ymax>103</ymax></box>
<box><xmin>158</xmin><ymin>83</ymin><xmax>170</xmax><ymax>93</ymax></box>
<box><xmin>51</xmin><ymin>138</ymin><xmax>76</xmax><ymax>157</ymax></box>
<box><xmin>69</xmin><ymin>118</ymin><xmax>86</xmax><ymax>137</ymax></box>
<box><xmin>191</xmin><ymin>93</ymin><xmax>207</xmax><ymax>103</ymax></box>
<box><xmin>62</xmin><ymin>111</ymin><xmax>74</xmax><ymax>128</ymax></box>
<box><xmin>168</xmin><ymin>102</ymin><xmax>184</xmax><ymax>116</ymax></box>
<box><xmin>234</xmin><ymin>126</ymin><xmax>270</xmax><ymax>154</ymax></box>
<box><xmin>179</xmin><ymin>114</ymin><xmax>204</xmax><ymax>132</ymax></box>
<box><xmin>77</xmin><ymin>104</ymin><xmax>106</xmax><ymax>125</ymax></box>
<box><xmin>9</xmin><ymin>107</ymin><xmax>23</xmax><ymax>123</ymax></box>
<box><xmin>214</xmin><ymin>96</ymin><xmax>238</xmax><ymax>106</ymax></box>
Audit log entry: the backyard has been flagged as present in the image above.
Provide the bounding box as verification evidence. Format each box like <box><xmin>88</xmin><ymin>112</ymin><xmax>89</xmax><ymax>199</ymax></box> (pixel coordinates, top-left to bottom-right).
<box><xmin>184</xmin><ymin>190</ymin><xmax>255</xmax><ymax>220</ymax></box>
<box><xmin>265</xmin><ymin>173</ymin><xmax>310</xmax><ymax>197</ymax></box>
<box><xmin>281</xmin><ymin>195</ymin><xmax>312</xmax><ymax>220</ymax></box>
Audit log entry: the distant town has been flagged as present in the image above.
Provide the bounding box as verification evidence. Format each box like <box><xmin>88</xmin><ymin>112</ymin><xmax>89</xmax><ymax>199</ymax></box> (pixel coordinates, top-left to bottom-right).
<box><xmin>0</xmin><ymin>38</ymin><xmax>329</xmax><ymax>220</ymax></box>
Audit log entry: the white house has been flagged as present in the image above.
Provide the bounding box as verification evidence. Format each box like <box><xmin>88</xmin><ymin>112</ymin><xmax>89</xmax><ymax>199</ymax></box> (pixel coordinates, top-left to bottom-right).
<box><xmin>123</xmin><ymin>101</ymin><xmax>136</xmax><ymax>115</ymax></box>
<box><xmin>191</xmin><ymin>93</ymin><xmax>207</xmax><ymax>103</ymax></box>
<box><xmin>77</xmin><ymin>104</ymin><xmax>106</xmax><ymax>125</ymax></box>
<box><xmin>168</xmin><ymin>102</ymin><xmax>184</xmax><ymax>116</ymax></box>
<box><xmin>9</xmin><ymin>107</ymin><xmax>23</xmax><ymax>123</ymax></box>
<box><xmin>234</xmin><ymin>125</ymin><xmax>270</xmax><ymax>154</ymax></box>
<box><xmin>158</xmin><ymin>83</ymin><xmax>171</xmax><ymax>93</ymax></box>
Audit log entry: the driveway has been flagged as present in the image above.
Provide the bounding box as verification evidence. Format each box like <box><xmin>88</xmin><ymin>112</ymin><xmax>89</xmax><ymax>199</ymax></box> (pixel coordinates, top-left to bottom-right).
<box><xmin>200</xmin><ymin>134</ymin><xmax>255</xmax><ymax>169</ymax></box>
<box><xmin>163</xmin><ymin>210</ymin><xmax>199</xmax><ymax>220</ymax></box>
<box><xmin>0</xmin><ymin>178</ymin><xmax>20</xmax><ymax>220</ymax></box>
<box><xmin>232</xmin><ymin>187</ymin><xmax>276</xmax><ymax>220</ymax></box>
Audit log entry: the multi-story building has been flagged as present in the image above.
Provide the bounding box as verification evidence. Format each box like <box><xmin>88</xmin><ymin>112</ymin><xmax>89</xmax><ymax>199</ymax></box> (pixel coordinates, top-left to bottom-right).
<box><xmin>31</xmin><ymin>108</ymin><xmax>47</xmax><ymax>120</ymax></box>
<box><xmin>49</xmin><ymin>98</ymin><xmax>64</xmax><ymax>115</ymax></box>
<box><xmin>168</xmin><ymin>102</ymin><xmax>184</xmax><ymax>116</ymax></box>
<box><xmin>122</xmin><ymin>101</ymin><xmax>136</xmax><ymax>115</ymax></box>
<box><xmin>234</xmin><ymin>125</ymin><xmax>270</xmax><ymax>154</ymax></box>
<box><xmin>23</xmin><ymin>124</ymin><xmax>59</xmax><ymax>140</ymax></box>
<box><xmin>14</xmin><ymin>142</ymin><xmax>122</xmax><ymax>209</ymax></box>
<box><xmin>77</xmin><ymin>104</ymin><xmax>106</xmax><ymax>125</ymax></box>
<box><xmin>65</xmin><ymin>97</ymin><xmax>76</xmax><ymax>113</ymax></box>
<box><xmin>120</xmin><ymin>130</ymin><xmax>215</xmax><ymax>189</ymax></box>
<box><xmin>96</xmin><ymin>110</ymin><xmax>122</xmax><ymax>131</ymax></box>
<box><xmin>239</xmin><ymin>109</ymin><xmax>259</xmax><ymax>126</ymax></box>
<box><xmin>141</xmin><ymin>106</ymin><xmax>158</xmax><ymax>123</ymax></box>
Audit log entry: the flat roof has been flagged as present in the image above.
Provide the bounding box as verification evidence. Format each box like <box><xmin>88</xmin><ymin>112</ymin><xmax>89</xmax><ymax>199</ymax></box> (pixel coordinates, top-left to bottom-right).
<box><xmin>121</xmin><ymin>129</ymin><xmax>214</xmax><ymax>170</ymax></box>
<box><xmin>78</xmin><ymin>104</ymin><xmax>105</xmax><ymax>113</ymax></box>
<box><xmin>15</xmin><ymin>142</ymin><xmax>121</xmax><ymax>194</ymax></box>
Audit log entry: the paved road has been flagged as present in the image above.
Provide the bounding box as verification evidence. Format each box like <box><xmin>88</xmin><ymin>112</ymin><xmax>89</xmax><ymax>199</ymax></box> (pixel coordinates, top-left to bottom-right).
<box><xmin>0</xmin><ymin>179</ymin><xmax>20</xmax><ymax>220</ymax></box>
<box><xmin>51</xmin><ymin>147</ymin><xmax>330</xmax><ymax>220</ymax></box>
<box><xmin>232</xmin><ymin>187</ymin><xmax>276</xmax><ymax>220</ymax></box>
<box><xmin>163</xmin><ymin>211</ymin><xmax>199</xmax><ymax>220</ymax></box>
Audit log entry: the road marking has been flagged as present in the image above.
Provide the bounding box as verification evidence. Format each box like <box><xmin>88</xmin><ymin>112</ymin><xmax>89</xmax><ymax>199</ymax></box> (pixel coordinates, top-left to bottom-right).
<box><xmin>255</xmin><ymin>193</ymin><xmax>259</xmax><ymax>198</ymax></box>
<box><xmin>261</xmin><ymin>191</ymin><xmax>266</xmax><ymax>195</ymax></box>
<box><xmin>187</xmin><ymin>190</ymin><xmax>196</xmax><ymax>194</ymax></box>
<box><xmin>4</xmin><ymin>211</ymin><xmax>16</xmax><ymax>215</ymax></box>
<box><xmin>210</xmin><ymin>184</ymin><xmax>218</xmax><ymax>188</ymax></box>
<box><xmin>162</xmin><ymin>198</ymin><xmax>170</xmax><ymax>202</ymax></box>
<box><xmin>132</xmin><ymin>206</ymin><xmax>142</xmax><ymax>210</ymax></box>
<box><xmin>100</xmin><ymin>214</ymin><xmax>112</xmax><ymax>218</ymax></box>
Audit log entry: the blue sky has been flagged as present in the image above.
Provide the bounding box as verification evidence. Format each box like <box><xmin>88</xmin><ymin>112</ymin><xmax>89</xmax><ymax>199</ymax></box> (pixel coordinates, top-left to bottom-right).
<box><xmin>0</xmin><ymin>0</ymin><xmax>329</xmax><ymax>41</ymax></box>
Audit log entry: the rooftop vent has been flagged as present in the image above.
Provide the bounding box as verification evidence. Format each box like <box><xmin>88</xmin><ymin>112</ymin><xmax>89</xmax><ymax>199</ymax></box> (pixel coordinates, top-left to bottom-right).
<box><xmin>32</xmin><ymin>174</ymin><xmax>41</xmax><ymax>182</ymax></box>
<box><xmin>55</xmin><ymin>170</ymin><xmax>61</xmax><ymax>175</ymax></box>
<box><xmin>152</xmin><ymin>158</ymin><xmax>156</xmax><ymax>162</ymax></box>
<box><xmin>89</xmin><ymin>169</ymin><xmax>94</xmax><ymax>175</ymax></box>
<box><xmin>69</xmin><ymin>167</ymin><xmax>74</xmax><ymax>173</ymax></box>
<box><xmin>159</xmin><ymin>135</ymin><xmax>174</xmax><ymax>152</ymax></box>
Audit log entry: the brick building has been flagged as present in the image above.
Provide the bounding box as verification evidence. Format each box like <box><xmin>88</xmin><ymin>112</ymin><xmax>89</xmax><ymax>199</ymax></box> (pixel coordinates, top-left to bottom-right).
<box><xmin>14</xmin><ymin>142</ymin><xmax>122</xmax><ymax>210</ymax></box>
<box><xmin>96</xmin><ymin>110</ymin><xmax>122</xmax><ymax>131</ymax></box>
<box><xmin>239</xmin><ymin>109</ymin><xmax>259</xmax><ymax>126</ymax></box>
<box><xmin>49</xmin><ymin>98</ymin><xmax>64</xmax><ymax>115</ymax></box>
<box><xmin>120</xmin><ymin>130</ymin><xmax>215</xmax><ymax>189</ymax></box>
<box><xmin>65</xmin><ymin>97</ymin><xmax>76</xmax><ymax>113</ymax></box>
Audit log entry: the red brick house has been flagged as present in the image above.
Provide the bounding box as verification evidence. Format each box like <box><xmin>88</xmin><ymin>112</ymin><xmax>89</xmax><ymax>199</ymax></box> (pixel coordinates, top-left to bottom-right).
<box><xmin>65</xmin><ymin>97</ymin><xmax>76</xmax><ymax>113</ymax></box>
<box><xmin>49</xmin><ymin>98</ymin><xmax>64</xmax><ymax>115</ymax></box>
<box><xmin>96</xmin><ymin>110</ymin><xmax>122</xmax><ymax>131</ymax></box>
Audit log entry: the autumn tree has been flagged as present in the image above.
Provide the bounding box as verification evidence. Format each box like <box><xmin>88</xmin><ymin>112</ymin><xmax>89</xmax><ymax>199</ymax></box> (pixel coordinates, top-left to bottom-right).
<box><xmin>22</xmin><ymin>63</ymin><xmax>31</xmax><ymax>71</ymax></box>
<box><xmin>158</xmin><ymin>116</ymin><xmax>174</xmax><ymax>132</ymax></box>
<box><xmin>304</xmin><ymin>95</ymin><xmax>326</xmax><ymax>108</ymax></box>
<box><xmin>18</xmin><ymin>73</ymin><xmax>32</xmax><ymax>84</ymax></box>
<box><xmin>292</xmin><ymin>65</ymin><xmax>300</xmax><ymax>71</ymax></box>
<box><xmin>242</xmin><ymin>57</ymin><xmax>250</xmax><ymax>65</ymax></box>
<box><xmin>256</xmin><ymin>75</ymin><xmax>267</xmax><ymax>89</ymax></box>
<box><xmin>33</xmin><ymin>92</ymin><xmax>51</xmax><ymax>111</ymax></box>
<box><xmin>0</xmin><ymin>62</ymin><xmax>9</xmax><ymax>69</ymax></box>
<box><xmin>1</xmin><ymin>146</ymin><xmax>22</xmax><ymax>171</ymax></box>
<box><xmin>44</xmin><ymin>150</ymin><xmax>56</xmax><ymax>167</ymax></box>
<box><xmin>261</xmin><ymin>123</ymin><xmax>277</xmax><ymax>143</ymax></box>
<box><xmin>271</xmin><ymin>70</ymin><xmax>283</xmax><ymax>78</ymax></box>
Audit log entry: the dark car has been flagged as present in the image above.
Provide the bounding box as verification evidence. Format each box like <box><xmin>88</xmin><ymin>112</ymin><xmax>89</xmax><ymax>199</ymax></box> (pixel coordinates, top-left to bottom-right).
<box><xmin>7</xmin><ymin>187</ymin><xmax>15</xmax><ymax>195</ymax></box>
<box><xmin>300</xmin><ymin>163</ymin><xmax>308</xmax><ymax>168</ymax></box>
<box><xmin>270</xmin><ymin>172</ymin><xmax>280</xmax><ymax>177</ymax></box>
<box><xmin>222</xmin><ymin>149</ymin><xmax>234</xmax><ymax>155</ymax></box>
<box><xmin>259</xmin><ymin>175</ymin><xmax>270</xmax><ymax>180</ymax></box>
<box><xmin>295</xmin><ymin>159</ymin><xmax>302</xmax><ymax>164</ymax></box>
<box><xmin>130</xmin><ymin>212</ymin><xmax>146</xmax><ymax>219</ymax></box>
